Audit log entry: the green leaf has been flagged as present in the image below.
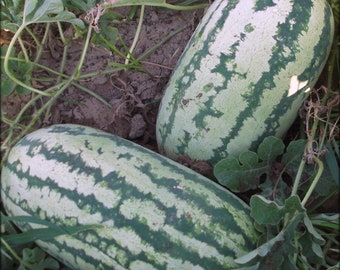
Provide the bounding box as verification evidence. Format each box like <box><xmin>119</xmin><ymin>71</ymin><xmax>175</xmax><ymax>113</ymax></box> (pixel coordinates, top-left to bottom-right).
<box><xmin>64</xmin><ymin>0</ymin><xmax>100</xmax><ymax>12</ymax></box>
<box><xmin>324</xmin><ymin>142</ymin><xmax>339</xmax><ymax>186</ymax></box>
<box><xmin>303</xmin><ymin>215</ymin><xmax>325</xmax><ymax>245</ymax></box>
<box><xmin>257</xmin><ymin>136</ymin><xmax>285</xmax><ymax>162</ymax></box>
<box><xmin>310</xmin><ymin>213</ymin><xmax>340</xmax><ymax>230</ymax></box>
<box><xmin>236</xmin><ymin>210</ymin><xmax>305</xmax><ymax>268</ymax></box>
<box><xmin>101</xmin><ymin>0</ymin><xmax>208</xmax><ymax>10</ymax></box>
<box><xmin>22</xmin><ymin>0</ymin><xmax>84</xmax><ymax>27</ymax></box>
<box><xmin>250</xmin><ymin>195</ymin><xmax>284</xmax><ymax>225</ymax></box>
<box><xmin>284</xmin><ymin>140</ymin><xmax>338</xmax><ymax>198</ymax></box>
<box><xmin>1</xmin><ymin>213</ymin><xmax>101</xmax><ymax>245</ymax></box>
<box><xmin>3</xmin><ymin>228</ymin><xmax>65</xmax><ymax>245</ymax></box>
<box><xmin>37</xmin><ymin>257</ymin><xmax>60</xmax><ymax>270</ymax></box>
<box><xmin>2</xmin><ymin>224</ymin><xmax>101</xmax><ymax>245</ymax></box>
<box><xmin>281</xmin><ymin>139</ymin><xmax>306</xmax><ymax>165</ymax></box>
<box><xmin>1</xmin><ymin>214</ymin><xmax>65</xmax><ymax>233</ymax></box>
<box><xmin>235</xmin><ymin>229</ymin><xmax>285</xmax><ymax>265</ymax></box>
<box><xmin>1</xmin><ymin>45</ymin><xmax>32</xmax><ymax>95</ymax></box>
<box><xmin>22</xmin><ymin>247</ymin><xmax>46</xmax><ymax>264</ymax></box>
<box><xmin>299</xmin><ymin>232</ymin><xmax>325</xmax><ymax>265</ymax></box>
<box><xmin>20</xmin><ymin>247</ymin><xmax>60</xmax><ymax>270</ymax></box>
<box><xmin>0</xmin><ymin>0</ymin><xmax>24</xmax><ymax>31</ymax></box>
<box><xmin>214</xmin><ymin>151</ymin><xmax>266</xmax><ymax>192</ymax></box>
<box><xmin>92</xmin><ymin>26</ymin><xmax>119</xmax><ymax>51</ymax></box>
<box><xmin>327</xmin><ymin>263</ymin><xmax>340</xmax><ymax>270</ymax></box>
<box><xmin>214</xmin><ymin>136</ymin><xmax>285</xmax><ymax>192</ymax></box>
<box><xmin>0</xmin><ymin>71</ymin><xmax>17</xmax><ymax>95</ymax></box>
<box><xmin>283</xmin><ymin>195</ymin><xmax>305</xmax><ymax>221</ymax></box>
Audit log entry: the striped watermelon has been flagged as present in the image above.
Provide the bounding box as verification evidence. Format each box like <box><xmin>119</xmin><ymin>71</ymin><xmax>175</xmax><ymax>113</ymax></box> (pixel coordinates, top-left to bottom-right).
<box><xmin>156</xmin><ymin>0</ymin><xmax>334</xmax><ymax>166</ymax></box>
<box><xmin>1</xmin><ymin>124</ymin><xmax>258</xmax><ymax>269</ymax></box>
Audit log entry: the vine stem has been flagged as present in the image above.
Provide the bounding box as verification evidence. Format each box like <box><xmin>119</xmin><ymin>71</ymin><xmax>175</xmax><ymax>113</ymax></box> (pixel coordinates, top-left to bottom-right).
<box><xmin>0</xmin><ymin>82</ymin><xmax>66</xmax><ymax>167</ymax></box>
<box><xmin>291</xmin><ymin>158</ymin><xmax>306</xmax><ymax>196</ymax></box>
<box><xmin>102</xmin><ymin>1</ymin><xmax>208</xmax><ymax>11</ymax></box>
<box><xmin>125</xmin><ymin>5</ymin><xmax>145</xmax><ymax>66</ymax></box>
<box><xmin>3</xmin><ymin>24</ymin><xmax>51</xmax><ymax>96</ymax></box>
<box><xmin>301</xmin><ymin>156</ymin><xmax>324</xmax><ymax>207</ymax></box>
<box><xmin>291</xmin><ymin>87</ymin><xmax>330</xmax><ymax>199</ymax></box>
<box><xmin>74</xmin><ymin>23</ymin><xmax>93</xmax><ymax>79</ymax></box>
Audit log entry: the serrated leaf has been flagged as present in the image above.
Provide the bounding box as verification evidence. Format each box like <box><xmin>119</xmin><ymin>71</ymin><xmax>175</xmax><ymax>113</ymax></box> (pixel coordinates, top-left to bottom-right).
<box><xmin>283</xmin><ymin>195</ymin><xmax>305</xmax><ymax>221</ymax></box>
<box><xmin>64</xmin><ymin>0</ymin><xmax>99</xmax><ymax>12</ymax></box>
<box><xmin>214</xmin><ymin>136</ymin><xmax>286</xmax><ymax>193</ymax></box>
<box><xmin>238</xmin><ymin>198</ymin><xmax>306</xmax><ymax>267</ymax></box>
<box><xmin>1</xmin><ymin>0</ymin><xmax>24</xmax><ymax>30</ymax></box>
<box><xmin>21</xmin><ymin>247</ymin><xmax>60</xmax><ymax>270</ymax></box>
<box><xmin>22</xmin><ymin>0</ymin><xmax>84</xmax><ymax>27</ymax></box>
<box><xmin>22</xmin><ymin>247</ymin><xmax>45</xmax><ymax>263</ymax></box>
<box><xmin>1</xmin><ymin>45</ymin><xmax>32</xmax><ymax>95</ymax></box>
<box><xmin>281</xmin><ymin>255</ymin><xmax>297</xmax><ymax>269</ymax></box>
<box><xmin>281</xmin><ymin>139</ymin><xmax>306</xmax><ymax>165</ymax></box>
<box><xmin>250</xmin><ymin>195</ymin><xmax>284</xmax><ymax>225</ymax></box>
<box><xmin>239</xmin><ymin>151</ymin><xmax>259</xmax><ymax>167</ymax></box>
<box><xmin>92</xmin><ymin>26</ymin><xmax>119</xmax><ymax>50</ymax></box>
<box><xmin>257</xmin><ymin>211</ymin><xmax>304</xmax><ymax>268</ymax></box>
<box><xmin>0</xmin><ymin>72</ymin><xmax>17</xmax><ymax>95</ymax></box>
<box><xmin>37</xmin><ymin>257</ymin><xmax>60</xmax><ymax>270</ymax></box>
<box><xmin>214</xmin><ymin>152</ymin><xmax>266</xmax><ymax>192</ymax></box>
<box><xmin>299</xmin><ymin>232</ymin><xmax>325</xmax><ymax>265</ymax></box>
<box><xmin>257</xmin><ymin>136</ymin><xmax>285</xmax><ymax>162</ymax></box>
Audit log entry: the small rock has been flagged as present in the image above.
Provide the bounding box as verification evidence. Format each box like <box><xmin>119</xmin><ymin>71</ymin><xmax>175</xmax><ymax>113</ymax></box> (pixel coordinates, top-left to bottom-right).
<box><xmin>129</xmin><ymin>114</ymin><xmax>146</xmax><ymax>139</ymax></box>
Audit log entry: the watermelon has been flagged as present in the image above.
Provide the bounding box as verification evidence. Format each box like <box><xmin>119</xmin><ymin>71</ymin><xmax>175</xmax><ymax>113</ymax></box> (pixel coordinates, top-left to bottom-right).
<box><xmin>156</xmin><ymin>0</ymin><xmax>334</xmax><ymax>166</ymax></box>
<box><xmin>1</xmin><ymin>124</ymin><xmax>258</xmax><ymax>269</ymax></box>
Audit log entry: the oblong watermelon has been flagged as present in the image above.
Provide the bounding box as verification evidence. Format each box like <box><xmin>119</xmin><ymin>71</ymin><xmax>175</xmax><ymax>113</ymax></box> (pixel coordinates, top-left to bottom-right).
<box><xmin>1</xmin><ymin>124</ymin><xmax>258</xmax><ymax>270</ymax></box>
<box><xmin>156</xmin><ymin>0</ymin><xmax>334</xmax><ymax>165</ymax></box>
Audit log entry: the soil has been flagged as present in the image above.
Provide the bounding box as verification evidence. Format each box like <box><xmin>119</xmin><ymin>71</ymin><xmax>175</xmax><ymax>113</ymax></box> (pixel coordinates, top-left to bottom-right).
<box><xmin>1</xmin><ymin>6</ymin><xmax>202</xmax><ymax>153</ymax></box>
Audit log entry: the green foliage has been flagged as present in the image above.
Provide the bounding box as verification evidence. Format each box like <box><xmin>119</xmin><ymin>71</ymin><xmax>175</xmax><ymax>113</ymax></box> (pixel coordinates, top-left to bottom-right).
<box><xmin>0</xmin><ymin>46</ymin><xmax>32</xmax><ymax>95</ymax></box>
<box><xmin>236</xmin><ymin>196</ymin><xmax>327</xmax><ymax>269</ymax></box>
<box><xmin>100</xmin><ymin>0</ymin><xmax>208</xmax><ymax>10</ymax></box>
<box><xmin>214</xmin><ymin>94</ymin><xmax>339</xmax><ymax>269</ymax></box>
<box><xmin>1</xmin><ymin>0</ymin><xmax>84</xmax><ymax>97</ymax></box>
<box><xmin>18</xmin><ymin>247</ymin><xmax>60</xmax><ymax>270</ymax></box>
<box><xmin>1</xmin><ymin>0</ymin><xmax>84</xmax><ymax>32</ymax></box>
<box><xmin>214</xmin><ymin>136</ymin><xmax>338</xmax><ymax>201</ymax></box>
<box><xmin>214</xmin><ymin>136</ymin><xmax>287</xmax><ymax>193</ymax></box>
<box><xmin>0</xmin><ymin>0</ymin><xmax>25</xmax><ymax>32</ymax></box>
<box><xmin>63</xmin><ymin>0</ymin><xmax>101</xmax><ymax>12</ymax></box>
<box><xmin>236</xmin><ymin>198</ymin><xmax>339</xmax><ymax>269</ymax></box>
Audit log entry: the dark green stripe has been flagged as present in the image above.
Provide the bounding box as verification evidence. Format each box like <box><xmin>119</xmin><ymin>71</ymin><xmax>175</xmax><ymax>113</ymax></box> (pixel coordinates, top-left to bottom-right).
<box><xmin>210</xmin><ymin>1</ymin><xmax>318</xmax><ymax>163</ymax></box>
<box><xmin>158</xmin><ymin>0</ymin><xmax>240</xmax><ymax>145</ymax></box>
<box><xmin>250</xmin><ymin>1</ymin><xmax>333</xmax><ymax>151</ymax></box>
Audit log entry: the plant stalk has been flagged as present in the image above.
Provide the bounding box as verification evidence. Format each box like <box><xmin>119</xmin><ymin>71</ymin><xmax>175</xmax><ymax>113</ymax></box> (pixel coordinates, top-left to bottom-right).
<box><xmin>125</xmin><ymin>5</ymin><xmax>145</xmax><ymax>66</ymax></box>
<box><xmin>3</xmin><ymin>24</ymin><xmax>51</xmax><ymax>96</ymax></box>
<box><xmin>301</xmin><ymin>156</ymin><xmax>324</xmax><ymax>207</ymax></box>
